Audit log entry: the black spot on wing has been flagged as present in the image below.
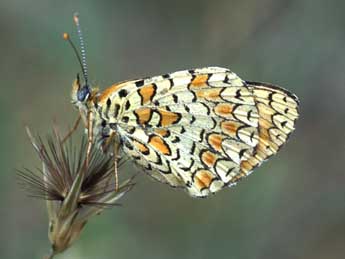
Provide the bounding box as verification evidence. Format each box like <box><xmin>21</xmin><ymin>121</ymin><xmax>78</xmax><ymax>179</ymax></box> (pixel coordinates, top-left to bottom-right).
<box><xmin>125</xmin><ymin>100</ymin><xmax>131</xmax><ymax>110</ymax></box>
<box><xmin>223</xmin><ymin>75</ymin><xmax>230</xmax><ymax>84</ymax></box>
<box><xmin>235</xmin><ymin>89</ymin><xmax>244</xmax><ymax>101</ymax></box>
<box><xmin>190</xmin><ymin>142</ymin><xmax>196</xmax><ymax>155</ymax></box>
<box><xmin>172</xmin><ymin>136</ymin><xmax>180</xmax><ymax>143</ymax></box>
<box><xmin>118</xmin><ymin>89</ymin><xmax>128</xmax><ymax>98</ymax></box>
<box><xmin>190</xmin><ymin>115</ymin><xmax>196</xmax><ymax>124</ymax></box>
<box><xmin>135</xmin><ymin>80</ymin><xmax>145</xmax><ymax>87</ymax></box>
<box><xmin>127</xmin><ymin>126</ymin><xmax>136</xmax><ymax>134</ymax></box>
<box><xmin>145</xmin><ymin>163</ymin><xmax>152</xmax><ymax>171</ymax></box>
<box><xmin>124</xmin><ymin>140</ymin><xmax>134</xmax><ymax>150</ymax></box>
<box><xmin>168</xmin><ymin>78</ymin><xmax>174</xmax><ymax>89</ymax></box>
<box><xmin>172</xmin><ymin>94</ymin><xmax>178</xmax><ymax>103</ymax></box>
<box><xmin>104</xmin><ymin>98</ymin><xmax>112</xmax><ymax>119</ymax></box>
<box><xmin>191</xmin><ymin>91</ymin><xmax>197</xmax><ymax>102</ymax></box>
<box><xmin>155</xmin><ymin>151</ymin><xmax>162</xmax><ymax>165</ymax></box>
<box><xmin>238</xmin><ymin>149</ymin><xmax>247</xmax><ymax>159</ymax></box>
<box><xmin>199</xmin><ymin>129</ymin><xmax>205</xmax><ymax>142</ymax></box>
<box><xmin>247</xmin><ymin>109</ymin><xmax>252</xmax><ymax>122</ymax></box>
<box><xmin>114</xmin><ymin>103</ymin><xmax>120</xmax><ymax>118</ymax></box>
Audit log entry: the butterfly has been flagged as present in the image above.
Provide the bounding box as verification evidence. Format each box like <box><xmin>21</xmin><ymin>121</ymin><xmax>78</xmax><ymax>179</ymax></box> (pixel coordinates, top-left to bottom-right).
<box><xmin>63</xmin><ymin>14</ymin><xmax>299</xmax><ymax>197</ymax></box>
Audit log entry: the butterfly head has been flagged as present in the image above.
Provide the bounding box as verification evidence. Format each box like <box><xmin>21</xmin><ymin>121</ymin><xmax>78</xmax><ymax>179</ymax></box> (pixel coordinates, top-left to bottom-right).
<box><xmin>71</xmin><ymin>74</ymin><xmax>91</xmax><ymax>104</ymax></box>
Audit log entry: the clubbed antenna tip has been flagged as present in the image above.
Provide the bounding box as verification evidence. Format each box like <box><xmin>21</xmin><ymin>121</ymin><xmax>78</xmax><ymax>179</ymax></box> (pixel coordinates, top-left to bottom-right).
<box><xmin>73</xmin><ymin>12</ymin><xmax>79</xmax><ymax>25</ymax></box>
<box><xmin>63</xmin><ymin>32</ymin><xmax>69</xmax><ymax>41</ymax></box>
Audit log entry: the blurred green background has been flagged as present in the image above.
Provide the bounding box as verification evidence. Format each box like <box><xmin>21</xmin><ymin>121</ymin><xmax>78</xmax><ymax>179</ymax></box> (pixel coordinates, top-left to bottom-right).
<box><xmin>1</xmin><ymin>0</ymin><xmax>345</xmax><ymax>258</ymax></box>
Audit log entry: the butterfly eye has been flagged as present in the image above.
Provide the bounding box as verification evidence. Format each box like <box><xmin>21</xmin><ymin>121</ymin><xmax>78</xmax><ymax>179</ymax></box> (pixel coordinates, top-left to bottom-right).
<box><xmin>77</xmin><ymin>85</ymin><xmax>90</xmax><ymax>102</ymax></box>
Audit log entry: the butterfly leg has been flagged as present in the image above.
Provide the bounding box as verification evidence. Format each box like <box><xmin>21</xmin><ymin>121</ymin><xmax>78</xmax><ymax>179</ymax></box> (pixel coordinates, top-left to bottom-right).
<box><xmin>113</xmin><ymin>139</ymin><xmax>120</xmax><ymax>192</ymax></box>
<box><xmin>100</xmin><ymin>132</ymin><xmax>120</xmax><ymax>191</ymax></box>
<box><xmin>100</xmin><ymin>132</ymin><xmax>116</xmax><ymax>190</ymax></box>
<box><xmin>61</xmin><ymin>114</ymin><xmax>82</xmax><ymax>144</ymax></box>
<box><xmin>86</xmin><ymin>111</ymin><xmax>93</xmax><ymax>166</ymax></box>
<box><xmin>101</xmin><ymin>131</ymin><xmax>115</xmax><ymax>153</ymax></box>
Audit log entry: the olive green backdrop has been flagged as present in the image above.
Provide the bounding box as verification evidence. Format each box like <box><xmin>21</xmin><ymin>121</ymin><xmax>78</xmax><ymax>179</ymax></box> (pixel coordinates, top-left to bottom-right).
<box><xmin>1</xmin><ymin>0</ymin><xmax>344</xmax><ymax>258</ymax></box>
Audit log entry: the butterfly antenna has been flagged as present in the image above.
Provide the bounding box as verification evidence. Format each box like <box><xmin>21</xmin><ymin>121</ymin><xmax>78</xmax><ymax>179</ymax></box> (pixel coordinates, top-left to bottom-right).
<box><xmin>63</xmin><ymin>32</ymin><xmax>85</xmax><ymax>81</ymax></box>
<box><xmin>73</xmin><ymin>13</ymin><xmax>89</xmax><ymax>86</ymax></box>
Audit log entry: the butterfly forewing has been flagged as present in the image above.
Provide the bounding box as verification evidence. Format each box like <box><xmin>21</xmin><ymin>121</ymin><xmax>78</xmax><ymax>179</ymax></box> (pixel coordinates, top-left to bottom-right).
<box><xmin>96</xmin><ymin>67</ymin><xmax>299</xmax><ymax>197</ymax></box>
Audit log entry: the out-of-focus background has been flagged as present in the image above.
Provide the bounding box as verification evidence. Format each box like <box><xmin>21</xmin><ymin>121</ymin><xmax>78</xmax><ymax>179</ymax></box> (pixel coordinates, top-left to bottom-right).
<box><xmin>1</xmin><ymin>0</ymin><xmax>345</xmax><ymax>258</ymax></box>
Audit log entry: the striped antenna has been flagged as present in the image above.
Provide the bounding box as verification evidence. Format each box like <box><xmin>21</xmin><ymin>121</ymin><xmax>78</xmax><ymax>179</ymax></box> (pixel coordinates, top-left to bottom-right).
<box><xmin>73</xmin><ymin>13</ymin><xmax>89</xmax><ymax>85</ymax></box>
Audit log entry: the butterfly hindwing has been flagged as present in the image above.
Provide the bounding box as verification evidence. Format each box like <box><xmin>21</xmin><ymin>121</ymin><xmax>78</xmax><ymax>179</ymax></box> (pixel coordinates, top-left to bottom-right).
<box><xmin>240</xmin><ymin>82</ymin><xmax>299</xmax><ymax>175</ymax></box>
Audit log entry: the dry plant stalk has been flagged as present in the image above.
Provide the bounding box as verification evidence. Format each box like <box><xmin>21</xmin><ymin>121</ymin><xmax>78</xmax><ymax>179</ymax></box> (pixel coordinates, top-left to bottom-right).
<box><xmin>17</xmin><ymin>127</ymin><xmax>135</xmax><ymax>259</ymax></box>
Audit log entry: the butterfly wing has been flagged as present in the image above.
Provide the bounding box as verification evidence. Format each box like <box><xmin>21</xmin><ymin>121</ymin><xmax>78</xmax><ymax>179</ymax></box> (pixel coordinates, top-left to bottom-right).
<box><xmin>241</xmin><ymin>81</ymin><xmax>299</xmax><ymax>174</ymax></box>
<box><xmin>97</xmin><ymin>67</ymin><xmax>299</xmax><ymax>197</ymax></box>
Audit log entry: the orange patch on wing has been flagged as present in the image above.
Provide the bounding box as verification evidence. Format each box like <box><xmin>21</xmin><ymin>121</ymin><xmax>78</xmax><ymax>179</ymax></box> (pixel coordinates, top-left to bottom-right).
<box><xmin>195</xmin><ymin>88</ymin><xmax>222</xmax><ymax>100</ymax></box>
<box><xmin>254</xmin><ymin>147</ymin><xmax>268</xmax><ymax>161</ymax></box>
<box><xmin>133</xmin><ymin>141</ymin><xmax>149</xmax><ymax>155</ymax></box>
<box><xmin>240</xmin><ymin>160</ymin><xmax>253</xmax><ymax>174</ymax></box>
<box><xmin>158</xmin><ymin>109</ymin><xmax>181</xmax><ymax>127</ymax></box>
<box><xmin>257</xmin><ymin>141</ymin><xmax>278</xmax><ymax>154</ymax></box>
<box><xmin>139</xmin><ymin>84</ymin><xmax>156</xmax><ymax>104</ymax></box>
<box><xmin>149</xmin><ymin>135</ymin><xmax>171</xmax><ymax>155</ymax></box>
<box><xmin>221</xmin><ymin>120</ymin><xmax>241</xmax><ymax>137</ymax></box>
<box><xmin>257</xmin><ymin>126</ymin><xmax>278</xmax><ymax>153</ymax></box>
<box><xmin>231</xmin><ymin>172</ymin><xmax>247</xmax><ymax>182</ymax></box>
<box><xmin>258</xmin><ymin>127</ymin><xmax>270</xmax><ymax>145</ymax></box>
<box><xmin>134</xmin><ymin>108</ymin><xmax>152</xmax><ymax>125</ymax></box>
<box><xmin>191</xmin><ymin>74</ymin><xmax>209</xmax><ymax>87</ymax></box>
<box><xmin>194</xmin><ymin>170</ymin><xmax>213</xmax><ymax>189</ymax></box>
<box><xmin>208</xmin><ymin>134</ymin><xmax>223</xmax><ymax>151</ymax></box>
<box><xmin>201</xmin><ymin>151</ymin><xmax>217</xmax><ymax>167</ymax></box>
<box><xmin>257</xmin><ymin>117</ymin><xmax>279</xmax><ymax>153</ymax></box>
<box><xmin>154</xmin><ymin>128</ymin><xmax>170</xmax><ymax>137</ymax></box>
<box><xmin>215</xmin><ymin>103</ymin><xmax>233</xmax><ymax>116</ymax></box>
<box><xmin>259</xmin><ymin>117</ymin><xmax>273</xmax><ymax>130</ymax></box>
<box><xmin>248</xmin><ymin>156</ymin><xmax>260</xmax><ymax>166</ymax></box>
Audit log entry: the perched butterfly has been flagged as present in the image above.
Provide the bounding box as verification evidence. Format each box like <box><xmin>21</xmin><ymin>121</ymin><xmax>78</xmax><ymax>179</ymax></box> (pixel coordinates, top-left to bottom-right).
<box><xmin>63</xmin><ymin>14</ymin><xmax>299</xmax><ymax>197</ymax></box>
